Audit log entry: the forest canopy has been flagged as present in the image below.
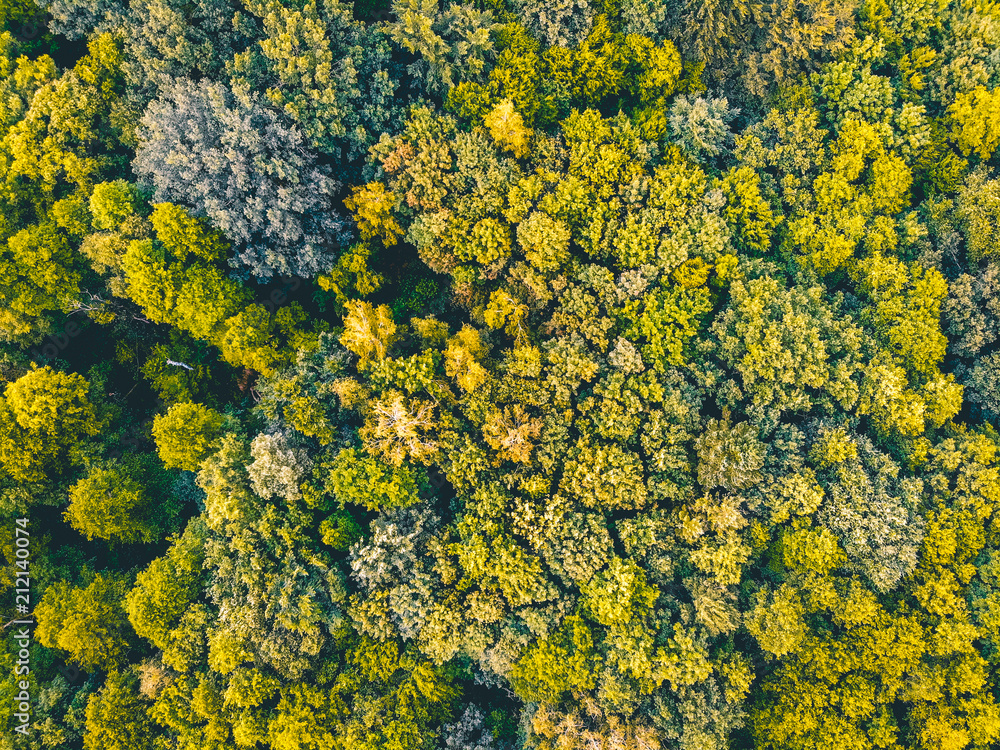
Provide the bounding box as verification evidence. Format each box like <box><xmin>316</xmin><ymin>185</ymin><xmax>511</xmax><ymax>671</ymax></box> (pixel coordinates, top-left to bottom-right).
<box><xmin>2</xmin><ymin>1</ymin><xmax>1000</xmax><ymax>749</ymax></box>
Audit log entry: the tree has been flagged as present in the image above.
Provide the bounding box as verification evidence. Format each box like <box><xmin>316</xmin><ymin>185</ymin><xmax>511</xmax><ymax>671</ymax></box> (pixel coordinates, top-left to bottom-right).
<box><xmin>83</xmin><ymin>669</ymin><xmax>157</xmax><ymax>750</ymax></box>
<box><xmin>361</xmin><ymin>391</ymin><xmax>441</xmax><ymax>466</ymax></box>
<box><xmin>121</xmin><ymin>237</ymin><xmax>251</xmax><ymax>338</ymax></box>
<box><xmin>0</xmin><ymin>366</ymin><xmax>101</xmax><ymax>483</ymax></box>
<box><xmin>668</xmin><ymin>94</ymin><xmax>739</xmax><ymax>164</ymax></box>
<box><xmin>0</xmin><ymin>222</ymin><xmax>82</xmax><ymax>341</ymax></box>
<box><xmin>264</xmin><ymin>635</ymin><xmax>459</xmax><ymax>750</ymax></box>
<box><xmin>149</xmin><ymin>202</ymin><xmax>229</xmax><ymax>263</ymax></box>
<box><xmin>623</xmin><ymin>286</ymin><xmax>712</xmax><ymax>372</ymax></box>
<box><xmin>119</xmin><ymin>0</ymin><xmax>247</xmax><ymax>99</ymax></box>
<box><xmin>704</xmin><ymin>275</ymin><xmax>863</xmax><ymax>420</ymax></box>
<box><xmin>385</xmin><ymin>0</ymin><xmax>499</xmax><ymax>95</ymax></box>
<box><xmin>745</xmin><ymin>583</ymin><xmax>807</xmax><ymax>658</ymax></box>
<box><xmin>320</xmin><ymin>446</ymin><xmax>423</xmax><ymax>511</ymax></box>
<box><xmin>133</xmin><ymin>77</ymin><xmax>352</xmax><ymax>279</ymax></box>
<box><xmin>141</xmin><ymin>334</ymin><xmax>219</xmax><ymax>404</ymax></box>
<box><xmin>949</xmin><ymin>85</ymin><xmax>1000</xmax><ymax>160</ymax></box>
<box><xmin>559</xmin><ymin>438</ymin><xmax>649</xmax><ymax>510</ymax></box>
<box><xmin>65</xmin><ymin>456</ymin><xmax>178</xmax><ymax>544</ymax></box>
<box><xmin>340</xmin><ymin>299</ymin><xmax>400</xmax><ymax>366</ymax></box>
<box><xmin>89</xmin><ymin>180</ymin><xmax>138</xmax><ymax>231</ymax></box>
<box><xmin>673</xmin><ymin>0</ymin><xmax>858</xmax><ymax>98</ymax></box>
<box><xmin>343</xmin><ymin>185</ymin><xmax>404</xmax><ymax>247</ymax></box>
<box><xmin>849</xmin><ymin>251</ymin><xmax>949</xmax><ymax>378</ymax></box>
<box><xmin>152</xmin><ymin>401</ymin><xmax>225</xmax><ymax>471</ymax></box>
<box><xmin>247</xmin><ymin>430</ymin><xmax>313</xmax><ymax>502</ymax></box>
<box><xmin>516</xmin><ymin>0</ymin><xmax>595</xmax><ymax>47</ymax></box>
<box><xmin>230</xmin><ymin>0</ymin><xmax>403</xmax><ymax>164</ymax></box>
<box><xmin>3</xmin><ymin>33</ymin><xmax>125</xmax><ymax>195</ymax></box>
<box><xmin>817</xmin><ymin>436</ymin><xmax>924</xmax><ymax>592</ymax></box>
<box><xmin>694</xmin><ymin>417</ymin><xmax>765</xmax><ymax>492</ymax></box>
<box><xmin>125</xmin><ymin>518</ymin><xmax>207</xmax><ymax>655</ymax></box>
<box><xmin>509</xmin><ymin>613</ymin><xmax>597</xmax><ymax>703</ymax></box>
<box><xmin>956</xmin><ymin>166</ymin><xmax>1000</xmax><ymax>263</ymax></box>
<box><xmin>35</xmin><ymin>572</ymin><xmax>133</xmax><ymax>671</ymax></box>
<box><xmin>483</xmin><ymin>99</ymin><xmax>531</xmax><ymax>158</ymax></box>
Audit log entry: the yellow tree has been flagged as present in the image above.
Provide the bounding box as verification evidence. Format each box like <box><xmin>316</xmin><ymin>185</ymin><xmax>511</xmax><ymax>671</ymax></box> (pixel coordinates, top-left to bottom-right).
<box><xmin>340</xmin><ymin>299</ymin><xmax>400</xmax><ymax>366</ymax></box>
<box><xmin>0</xmin><ymin>366</ymin><xmax>101</xmax><ymax>483</ymax></box>
<box><xmin>950</xmin><ymin>85</ymin><xmax>1000</xmax><ymax>160</ymax></box>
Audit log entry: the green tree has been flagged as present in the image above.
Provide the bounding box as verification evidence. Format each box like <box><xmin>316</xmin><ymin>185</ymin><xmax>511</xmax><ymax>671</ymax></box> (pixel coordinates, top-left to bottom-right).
<box><xmin>705</xmin><ymin>275</ymin><xmax>863</xmax><ymax>419</ymax></box>
<box><xmin>89</xmin><ymin>180</ymin><xmax>138</xmax><ymax>231</ymax></box>
<box><xmin>0</xmin><ymin>222</ymin><xmax>82</xmax><ymax>341</ymax></box>
<box><xmin>125</xmin><ymin>518</ymin><xmax>208</xmax><ymax>652</ymax></box>
<box><xmin>83</xmin><ymin>669</ymin><xmax>157</xmax><ymax>750</ymax></box>
<box><xmin>230</xmin><ymin>0</ymin><xmax>404</xmax><ymax>163</ymax></box>
<box><xmin>0</xmin><ymin>366</ymin><xmax>101</xmax><ymax>483</ymax></box>
<box><xmin>152</xmin><ymin>401</ymin><xmax>225</xmax><ymax>472</ymax></box>
<box><xmin>65</xmin><ymin>457</ymin><xmax>177</xmax><ymax>544</ymax></box>
<box><xmin>509</xmin><ymin>613</ymin><xmax>597</xmax><ymax>703</ymax></box>
<box><xmin>950</xmin><ymin>85</ymin><xmax>1000</xmax><ymax>160</ymax></box>
<box><xmin>35</xmin><ymin>572</ymin><xmax>133</xmax><ymax>672</ymax></box>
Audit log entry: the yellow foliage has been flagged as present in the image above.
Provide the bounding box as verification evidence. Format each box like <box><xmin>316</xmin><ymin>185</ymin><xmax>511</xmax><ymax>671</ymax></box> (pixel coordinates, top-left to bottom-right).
<box><xmin>484</xmin><ymin>99</ymin><xmax>531</xmax><ymax>158</ymax></box>
<box><xmin>339</xmin><ymin>299</ymin><xmax>399</xmax><ymax>365</ymax></box>
<box><xmin>343</xmin><ymin>183</ymin><xmax>403</xmax><ymax>246</ymax></box>
<box><xmin>444</xmin><ymin>325</ymin><xmax>489</xmax><ymax>392</ymax></box>
<box><xmin>316</xmin><ymin>242</ymin><xmax>384</xmax><ymax>306</ymax></box>
<box><xmin>949</xmin><ymin>85</ymin><xmax>1000</xmax><ymax>160</ymax></box>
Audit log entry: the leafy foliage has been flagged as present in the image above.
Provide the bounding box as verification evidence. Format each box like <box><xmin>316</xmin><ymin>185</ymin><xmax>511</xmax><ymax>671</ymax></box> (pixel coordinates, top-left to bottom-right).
<box><xmin>5</xmin><ymin>4</ymin><xmax>1000</xmax><ymax>750</ymax></box>
<box><xmin>133</xmin><ymin>77</ymin><xmax>352</xmax><ymax>279</ymax></box>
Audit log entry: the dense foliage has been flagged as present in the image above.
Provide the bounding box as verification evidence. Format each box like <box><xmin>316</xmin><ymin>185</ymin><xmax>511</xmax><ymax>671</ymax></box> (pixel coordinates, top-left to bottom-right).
<box><xmin>2</xmin><ymin>1</ymin><xmax>1000</xmax><ymax>748</ymax></box>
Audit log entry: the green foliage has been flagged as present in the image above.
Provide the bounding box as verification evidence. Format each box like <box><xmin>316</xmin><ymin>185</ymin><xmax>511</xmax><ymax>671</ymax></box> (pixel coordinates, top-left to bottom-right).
<box><xmin>141</xmin><ymin>336</ymin><xmax>218</xmax><ymax>404</ymax></box>
<box><xmin>83</xmin><ymin>669</ymin><xmax>156</xmax><ymax>750</ymax></box>
<box><xmin>719</xmin><ymin>166</ymin><xmax>782</xmax><ymax>254</ymax></box>
<box><xmin>152</xmin><ymin>401</ymin><xmax>226</xmax><ymax>472</ymax></box>
<box><xmin>121</xmin><ymin>207</ymin><xmax>325</xmax><ymax>375</ymax></box>
<box><xmin>89</xmin><ymin>181</ymin><xmax>138</xmax><ymax>231</ymax></box>
<box><xmin>6</xmin><ymin>4</ymin><xmax>1000</xmax><ymax>748</ymax></box>
<box><xmin>324</xmin><ymin>448</ymin><xmax>421</xmax><ymax>510</ymax></box>
<box><xmin>624</xmin><ymin>286</ymin><xmax>712</xmax><ymax>372</ymax></box>
<box><xmin>0</xmin><ymin>366</ymin><xmax>101</xmax><ymax>483</ymax></box>
<box><xmin>706</xmin><ymin>275</ymin><xmax>863</xmax><ymax>419</ymax></box>
<box><xmin>267</xmin><ymin>636</ymin><xmax>460</xmax><ymax>750</ymax></box>
<box><xmin>667</xmin><ymin>94</ymin><xmax>739</xmax><ymax>163</ymax></box>
<box><xmin>319</xmin><ymin>508</ymin><xmax>363</xmax><ymax>550</ymax></box>
<box><xmin>125</xmin><ymin>518</ymin><xmax>207</xmax><ymax>653</ymax></box>
<box><xmin>956</xmin><ymin>166</ymin><xmax>1000</xmax><ymax>263</ymax></box>
<box><xmin>510</xmin><ymin>613</ymin><xmax>597</xmax><ymax>703</ymax></box>
<box><xmin>386</xmin><ymin>0</ymin><xmax>498</xmax><ymax>95</ymax></box>
<box><xmin>35</xmin><ymin>573</ymin><xmax>133</xmax><ymax>672</ymax></box>
<box><xmin>0</xmin><ymin>222</ymin><xmax>82</xmax><ymax>340</ymax></box>
<box><xmin>65</xmin><ymin>456</ymin><xmax>178</xmax><ymax>544</ymax></box>
<box><xmin>850</xmin><ymin>251</ymin><xmax>949</xmax><ymax>378</ymax></box>
<box><xmin>231</xmin><ymin>0</ymin><xmax>403</xmax><ymax>163</ymax></box>
<box><xmin>950</xmin><ymin>85</ymin><xmax>1000</xmax><ymax>160</ymax></box>
<box><xmin>694</xmin><ymin>417</ymin><xmax>765</xmax><ymax>491</ymax></box>
<box><xmin>149</xmin><ymin>202</ymin><xmax>228</xmax><ymax>263</ymax></box>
